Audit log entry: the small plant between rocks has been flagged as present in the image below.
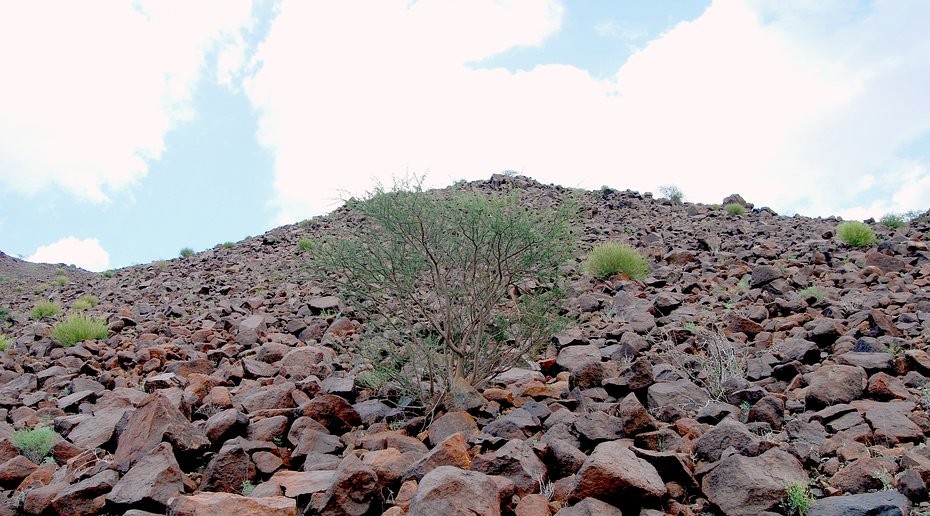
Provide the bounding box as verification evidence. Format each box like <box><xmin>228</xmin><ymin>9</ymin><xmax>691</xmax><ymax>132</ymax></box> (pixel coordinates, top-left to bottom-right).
<box><xmin>179</xmin><ymin>247</ymin><xmax>194</xmax><ymax>258</ymax></box>
<box><xmin>723</xmin><ymin>203</ymin><xmax>747</xmax><ymax>215</ymax></box>
<box><xmin>836</xmin><ymin>221</ymin><xmax>876</xmax><ymax>247</ymax></box>
<box><xmin>880</xmin><ymin>213</ymin><xmax>906</xmax><ymax>229</ymax></box>
<box><xmin>31</xmin><ymin>301</ymin><xmax>60</xmax><ymax>319</ymax></box>
<box><xmin>52</xmin><ymin>314</ymin><xmax>109</xmax><ymax>346</ymax></box>
<box><xmin>583</xmin><ymin>242</ymin><xmax>650</xmax><ymax>280</ymax></box>
<box><xmin>658</xmin><ymin>184</ymin><xmax>684</xmax><ymax>204</ymax></box>
<box><xmin>781</xmin><ymin>481</ymin><xmax>813</xmax><ymax>516</ymax></box>
<box><xmin>12</xmin><ymin>427</ymin><xmax>57</xmax><ymax>464</ymax></box>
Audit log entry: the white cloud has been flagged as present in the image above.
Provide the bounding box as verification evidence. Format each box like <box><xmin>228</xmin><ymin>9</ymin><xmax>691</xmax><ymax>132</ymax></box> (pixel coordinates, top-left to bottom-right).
<box><xmin>244</xmin><ymin>0</ymin><xmax>930</xmax><ymax>223</ymax></box>
<box><xmin>28</xmin><ymin>237</ymin><xmax>110</xmax><ymax>272</ymax></box>
<box><xmin>0</xmin><ymin>0</ymin><xmax>254</xmax><ymax>202</ymax></box>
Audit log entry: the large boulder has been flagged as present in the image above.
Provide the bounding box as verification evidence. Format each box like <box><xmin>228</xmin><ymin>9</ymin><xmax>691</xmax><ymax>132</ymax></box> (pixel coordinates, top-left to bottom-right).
<box><xmin>805</xmin><ymin>365</ymin><xmax>867</xmax><ymax>410</ymax></box>
<box><xmin>114</xmin><ymin>394</ymin><xmax>210</xmax><ymax>472</ymax></box>
<box><xmin>167</xmin><ymin>493</ymin><xmax>296</xmax><ymax>516</ymax></box>
<box><xmin>702</xmin><ymin>448</ymin><xmax>807</xmax><ymax>515</ymax></box>
<box><xmin>471</xmin><ymin>439</ymin><xmax>546</xmax><ymax>497</ymax></box>
<box><xmin>107</xmin><ymin>442</ymin><xmax>183</xmax><ymax>509</ymax></box>
<box><xmin>568</xmin><ymin>441</ymin><xmax>666</xmax><ymax>510</ymax></box>
<box><xmin>316</xmin><ymin>454</ymin><xmax>380</xmax><ymax>516</ymax></box>
<box><xmin>807</xmin><ymin>490</ymin><xmax>910</xmax><ymax>516</ymax></box>
<box><xmin>408</xmin><ymin>466</ymin><xmax>503</xmax><ymax>516</ymax></box>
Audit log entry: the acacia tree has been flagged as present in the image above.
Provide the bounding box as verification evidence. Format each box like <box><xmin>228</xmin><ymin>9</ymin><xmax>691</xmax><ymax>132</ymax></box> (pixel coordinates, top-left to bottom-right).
<box><xmin>318</xmin><ymin>180</ymin><xmax>574</xmax><ymax>403</ymax></box>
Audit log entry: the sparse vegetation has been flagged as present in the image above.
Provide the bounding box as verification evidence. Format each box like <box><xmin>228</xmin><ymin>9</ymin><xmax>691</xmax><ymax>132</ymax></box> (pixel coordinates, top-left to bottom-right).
<box><xmin>799</xmin><ymin>286</ymin><xmax>826</xmax><ymax>302</ymax></box>
<box><xmin>51</xmin><ymin>314</ymin><xmax>109</xmax><ymax>346</ymax></box>
<box><xmin>31</xmin><ymin>301</ymin><xmax>60</xmax><ymax>319</ymax></box>
<box><xmin>0</xmin><ymin>334</ymin><xmax>10</xmax><ymax>351</ymax></box>
<box><xmin>241</xmin><ymin>480</ymin><xmax>255</xmax><ymax>496</ymax></box>
<box><xmin>179</xmin><ymin>247</ymin><xmax>194</xmax><ymax>258</ymax></box>
<box><xmin>52</xmin><ymin>275</ymin><xmax>68</xmax><ymax>287</ymax></box>
<box><xmin>222</xmin><ymin>241</ymin><xmax>235</xmax><ymax>249</ymax></box>
<box><xmin>72</xmin><ymin>294</ymin><xmax>99</xmax><ymax>311</ymax></box>
<box><xmin>315</xmin><ymin>178</ymin><xmax>574</xmax><ymax>403</ymax></box>
<box><xmin>781</xmin><ymin>481</ymin><xmax>813</xmax><ymax>516</ymax></box>
<box><xmin>658</xmin><ymin>184</ymin><xmax>684</xmax><ymax>204</ymax></box>
<box><xmin>723</xmin><ymin>203</ymin><xmax>747</xmax><ymax>215</ymax></box>
<box><xmin>836</xmin><ymin>221</ymin><xmax>876</xmax><ymax>247</ymax></box>
<box><xmin>663</xmin><ymin>330</ymin><xmax>745</xmax><ymax>400</ymax></box>
<box><xmin>583</xmin><ymin>242</ymin><xmax>650</xmax><ymax>280</ymax></box>
<box><xmin>880</xmin><ymin>213</ymin><xmax>906</xmax><ymax>229</ymax></box>
<box><xmin>12</xmin><ymin>427</ymin><xmax>57</xmax><ymax>464</ymax></box>
<box><xmin>101</xmin><ymin>270</ymin><xmax>114</xmax><ymax>278</ymax></box>
<box><xmin>298</xmin><ymin>238</ymin><xmax>313</xmax><ymax>251</ymax></box>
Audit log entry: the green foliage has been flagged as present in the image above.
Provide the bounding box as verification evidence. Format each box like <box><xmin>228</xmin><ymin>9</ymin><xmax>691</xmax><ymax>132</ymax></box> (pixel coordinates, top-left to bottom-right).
<box><xmin>179</xmin><ymin>247</ymin><xmax>194</xmax><ymax>258</ymax></box>
<box><xmin>315</xmin><ymin>179</ymin><xmax>574</xmax><ymax>402</ymax></box>
<box><xmin>101</xmin><ymin>270</ymin><xmax>114</xmax><ymax>278</ymax></box>
<box><xmin>583</xmin><ymin>242</ymin><xmax>650</xmax><ymax>280</ymax></box>
<box><xmin>241</xmin><ymin>480</ymin><xmax>255</xmax><ymax>496</ymax></box>
<box><xmin>52</xmin><ymin>275</ymin><xmax>69</xmax><ymax>287</ymax></box>
<box><xmin>222</xmin><ymin>241</ymin><xmax>235</xmax><ymax>249</ymax></box>
<box><xmin>658</xmin><ymin>184</ymin><xmax>684</xmax><ymax>204</ymax></box>
<box><xmin>799</xmin><ymin>286</ymin><xmax>826</xmax><ymax>302</ymax></box>
<box><xmin>0</xmin><ymin>334</ymin><xmax>10</xmax><ymax>351</ymax></box>
<box><xmin>12</xmin><ymin>427</ymin><xmax>57</xmax><ymax>464</ymax></box>
<box><xmin>298</xmin><ymin>237</ymin><xmax>314</xmax><ymax>251</ymax></box>
<box><xmin>51</xmin><ymin>314</ymin><xmax>109</xmax><ymax>346</ymax></box>
<box><xmin>836</xmin><ymin>221</ymin><xmax>876</xmax><ymax>247</ymax></box>
<box><xmin>31</xmin><ymin>302</ymin><xmax>60</xmax><ymax>319</ymax></box>
<box><xmin>781</xmin><ymin>482</ymin><xmax>813</xmax><ymax>516</ymax></box>
<box><xmin>72</xmin><ymin>294</ymin><xmax>98</xmax><ymax>312</ymax></box>
<box><xmin>735</xmin><ymin>276</ymin><xmax>750</xmax><ymax>290</ymax></box>
<box><xmin>723</xmin><ymin>203</ymin><xmax>747</xmax><ymax>215</ymax></box>
<box><xmin>880</xmin><ymin>213</ymin><xmax>906</xmax><ymax>229</ymax></box>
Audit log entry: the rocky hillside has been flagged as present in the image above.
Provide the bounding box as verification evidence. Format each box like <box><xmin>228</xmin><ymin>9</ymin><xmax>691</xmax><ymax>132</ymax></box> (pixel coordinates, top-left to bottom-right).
<box><xmin>0</xmin><ymin>174</ymin><xmax>928</xmax><ymax>515</ymax></box>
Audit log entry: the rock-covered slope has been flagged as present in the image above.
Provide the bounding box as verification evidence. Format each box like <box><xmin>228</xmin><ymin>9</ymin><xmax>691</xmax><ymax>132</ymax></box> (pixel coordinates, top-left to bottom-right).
<box><xmin>0</xmin><ymin>174</ymin><xmax>928</xmax><ymax>515</ymax></box>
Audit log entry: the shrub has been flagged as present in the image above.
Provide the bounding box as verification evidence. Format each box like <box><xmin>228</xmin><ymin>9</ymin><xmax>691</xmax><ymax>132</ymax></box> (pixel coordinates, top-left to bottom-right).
<box><xmin>781</xmin><ymin>482</ymin><xmax>813</xmax><ymax>515</ymax></box>
<box><xmin>723</xmin><ymin>203</ymin><xmax>747</xmax><ymax>215</ymax></box>
<box><xmin>316</xmin><ymin>178</ymin><xmax>573</xmax><ymax>402</ymax></box>
<box><xmin>101</xmin><ymin>270</ymin><xmax>114</xmax><ymax>278</ymax></box>
<box><xmin>836</xmin><ymin>221</ymin><xmax>876</xmax><ymax>247</ymax></box>
<box><xmin>799</xmin><ymin>286</ymin><xmax>826</xmax><ymax>302</ymax></box>
<box><xmin>241</xmin><ymin>480</ymin><xmax>255</xmax><ymax>496</ymax></box>
<box><xmin>52</xmin><ymin>314</ymin><xmax>109</xmax><ymax>346</ymax></box>
<box><xmin>31</xmin><ymin>302</ymin><xmax>60</xmax><ymax>319</ymax></box>
<box><xmin>298</xmin><ymin>238</ymin><xmax>313</xmax><ymax>251</ymax></box>
<box><xmin>72</xmin><ymin>294</ymin><xmax>98</xmax><ymax>311</ymax></box>
<box><xmin>583</xmin><ymin>242</ymin><xmax>649</xmax><ymax>280</ymax></box>
<box><xmin>179</xmin><ymin>247</ymin><xmax>194</xmax><ymax>258</ymax></box>
<box><xmin>879</xmin><ymin>213</ymin><xmax>906</xmax><ymax>229</ymax></box>
<box><xmin>0</xmin><ymin>334</ymin><xmax>10</xmax><ymax>351</ymax></box>
<box><xmin>12</xmin><ymin>427</ymin><xmax>57</xmax><ymax>464</ymax></box>
<box><xmin>52</xmin><ymin>275</ymin><xmax>68</xmax><ymax>287</ymax></box>
<box><xmin>658</xmin><ymin>185</ymin><xmax>684</xmax><ymax>204</ymax></box>
<box><xmin>662</xmin><ymin>331</ymin><xmax>745</xmax><ymax>401</ymax></box>
<box><xmin>222</xmin><ymin>241</ymin><xmax>234</xmax><ymax>249</ymax></box>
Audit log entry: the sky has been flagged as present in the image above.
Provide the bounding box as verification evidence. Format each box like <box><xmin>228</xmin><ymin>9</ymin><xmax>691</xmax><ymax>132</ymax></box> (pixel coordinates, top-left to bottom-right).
<box><xmin>2</xmin><ymin>0</ymin><xmax>930</xmax><ymax>271</ymax></box>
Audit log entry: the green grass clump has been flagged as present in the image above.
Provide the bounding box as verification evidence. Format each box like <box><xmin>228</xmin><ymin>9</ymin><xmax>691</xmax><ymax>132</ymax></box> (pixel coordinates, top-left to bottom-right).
<box><xmin>31</xmin><ymin>302</ymin><xmax>60</xmax><ymax>319</ymax></box>
<box><xmin>658</xmin><ymin>185</ymin><xmax>684</xmax><ymax>204</ymax></box>
<box><xmin>222</xmin><ymin>242</ymin><xmax>235</xmax><ymax>249</ymax></box>
<box><xmin>51</xmin><ymin>314</ymin><xmax>109</xmax><ymax>346</ymax></box>
<box><xmin>179</xmin><ymin>247</ymin><xmax>194</xmax><ymax>258</ymax></box>
<box><xmin>836</xmin><ymin>221</ymin><xmax>876</xmax><ymax>247</ymax></box>
<box><xmin>799</xmin><ymin>285</ymin><xmax>826</xmax><ymax>302</ymax></box>
<box><xmin>723</xmin><ymin>203</ymin><xmax>747</xmax><ymax>215</ymax></box>
<box><xmin>0</xmin><ymin>335</ymin><xmax>10</xmax><ymax>351</ymax></box>
<box><xmin>781</xmin><ymin>482</ymin><xmax>813</xmax><ymax>515</ymax></box>
<box><xmin>298</xmin><ymin>238</ymin><xmax>314</xmax><ymax>251</ymax></box>
<box><xmin>879</xmin><ymin>213</ymin><xmax>906</xmax><ymax>229</ymax></box>
<box><xmin>12</xmin><ymin>427</ymin><xmax>57</xmax><ymax>464</ymax></box>
<box><xmin>72</xmin><ymin>294</ymin><xmax>99</xmax><ymax>311</ymax></box>
<box><xmin>583</xmin><ymin>242</ymin><xmax>650</xmax><ymax>280</ymax></box>
<box><xmin>52</xmin><ymin>275</ymin><xmax>69</xmax><ymax>287</ymax></box>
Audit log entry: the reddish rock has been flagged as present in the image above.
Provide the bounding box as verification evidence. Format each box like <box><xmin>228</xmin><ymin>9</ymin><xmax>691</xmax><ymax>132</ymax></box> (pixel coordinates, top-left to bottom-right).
<box><xmin>616</xmin><ymin>392</ymin><xmax>657</xmax><ymax>436</ymax></box>
<box><xmin>403</xmin><ymin>433</ymin><xmax>472</xmax><ymax>482</ymax></box>
<box><xmin>114</xmin><ymin>394</ymin><xmax>210</xmax><ymax>472</ymax></box>
<box><xmin>428</xmin><ymin>411</ymin><xmax>480</xmax><ymax>446</ymax></box>
<box><xmin>568</xmin><ymin>441</ymin><xmax>666</xmax><ymax>509</ymax></box>
<box><xmin>316</xmin><ymin>454</ymin><xmax>380</xmax><ymax>515</ymax></box>
<box><xmin>408</xmin><ymin>466</ymin><xmax>503</xmax><ymax>516</ymax></box>
<box><xmin>166</xmin><ymin>493</ymin><xmax>296</xmax><ymax>516</ymax></box>
<box><xmin>301</xmin><ymin>394</ymin><xmax>361</xmax><ymax>434</ymax></box>
<box><xmin>863</xmin><ymin>402</ymin><xmax>924</xmax><ymax>445</ymax></box>
<box><xmin>804</xmin><ymin>364</ymin><xmax>867</xmax><ymax>410</ymax></box>
<box><xmin>200</xmin><ymin>440</ymin><xmax>257</xmax><ymax>493</ymax></box>
<box><xmin>702</xmin><ymin>448</ymin><xmax>806</xmax><ymax>515</ymax></box>
<box><xmin>51</xmin><ymin>469</ymin><xmax>120</xmax><ymax>516</ymax></box>
<box><xmin>472</xmin><ymin>439</ymin><xmax>546</xmax><ymax>497</ymax></box>
<box><xmin>107</xmin><ymin>442</ymin><xmax>183</xmax><ymax>509</ymax></box>
<box><xmin>0</xmin><ymin>455</ymin><xmax>37</xmax><ymax>486</ymax></box>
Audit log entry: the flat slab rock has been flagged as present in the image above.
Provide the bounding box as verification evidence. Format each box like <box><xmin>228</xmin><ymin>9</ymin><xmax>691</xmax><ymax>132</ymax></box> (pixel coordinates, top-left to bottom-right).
<box><xmin>166</xmin><ymin>493</ymin><xmax>297</xmax><ymax>516</ymax></box>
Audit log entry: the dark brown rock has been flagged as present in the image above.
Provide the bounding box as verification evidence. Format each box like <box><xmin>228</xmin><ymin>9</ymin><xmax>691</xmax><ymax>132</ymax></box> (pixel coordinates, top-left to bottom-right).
<box><xmin>568</xmin><ymin>441</ymin><xmax>666</xmax><ymax>509</ymax></box>
<box><xmin>701</xmin><ymin>448</ymin><xmax>806</xmax><ymax>516</ymax></box>
<box><xmin>301</xmin><ymin>394</ymin><xmax>361</xmax><ymax>434</ymax></box>
<box><xmin>408</xmin><ymin>466</ymin><xmax>503</xmax><ymax>516</ymax></box>
<box><xmin>471</xmin><ymin>439</ymin><xmax>546</xmax><ymax>497</ymax></box>
<box><xmin>107</xmin><ymin>442</ymin><xmax>183</xmax><ymax>509</ymax></box>
<box><xmin>113</xmin><ymin>394</ymin><xmax>210</xmax><ymax>472</ymax></box>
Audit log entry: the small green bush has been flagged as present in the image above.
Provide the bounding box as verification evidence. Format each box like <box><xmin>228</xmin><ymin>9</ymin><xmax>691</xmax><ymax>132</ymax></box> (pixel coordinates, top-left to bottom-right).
<box><xmin>879</xmin><ymin>213</ymin><xmax>906</xmax><ymax>229</ymax></box>
<box><xmin>0</xmin><ymin>334</ymin><xmax>10</xmax><ymax>351</ymax></box>
<box><xmin>798</xmin><ymin>286</ymin><xmax>826</xmax><ymax>302</ymax></box>
<box><xmin>222</xmin><ymin>242</ymin><xmax>234</xmax><ymax>249</ymax></box>
<box><xmin>51</xmin><ymin>314</ymin><xmax>109</xmax><ymax>346</ymax></box>
<box><xmin>31</xmin><ymin>302</ymin><xmax>60</xmax><ymax>319</ymax></box>
<box><xmin>241</xmin><ymin>480</ymin><xmax>255</xmax><ymax>496</ymax></box>
<box><xmin>781</xmin><ymin>482</ymin><xmax>813</xmax><ymax>515</ymax></box>
<box><xmin>723</xmin><ymin>203</ymin><xmax>747</xmax><ymax>215</ymax></box>
<box><xmin>12</xmin><ymin>427</ymin><xmax>57</xmax><ymax>464</ymax></box>
<box><xmin>52</xmin><ymin>275</ymin><xmax>69</xmax><ymax>287</ymax></box>
<box><xmin>298</xmin><ymin>238</ymin><xmax>314</xmax><ymax>251</ymax></box>
<box><xmin>836</xmin><ymin>221</ymin><xmax>876</xmax><ymax>247</ymax></box>
<box><xmin>179</xmin><ymin>247</ymin><xmax>194</xmax><ymax>258</ymax></box>
<box><xmin>72</xmin><ymin>294</ymin><xmax>98</xmax><ymax>311</ymax></box>
<box><xmin>658</xmin><ymin>185</ymin><xmax>684</xmax><ymax>204</ymax></box>
<box><xmin>583</xmin><ymin>242</ymin><xmax>650</xmax><ymax>280</ymax></box>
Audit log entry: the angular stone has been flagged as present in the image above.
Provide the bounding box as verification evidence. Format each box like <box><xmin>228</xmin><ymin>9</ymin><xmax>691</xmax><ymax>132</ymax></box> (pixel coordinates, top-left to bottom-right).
<box><xmin>301</xmin><ymin>394</ymin><xmax>361</xmax><ymax>434</ymax></box>
<box><xmin>403</xmin><ymin>433</ymin><xmax>471</xmax><ymax>482</ymax></box>
<box><xmin>471</xmin><ymin>439</ymin><xmax>546</xmax><ymax>497</ymax></box>
<box><xmin>114</xmin><ymin>394</ymin><xmax>210</xmax><ymax>472</ymax></box>
<box><xmin>807</xmin><ymin>491</ymin><xmax>910</xmax><ymax>515</ymax></box>
<box><xmin>804</xmin><ymin>365</ymin><xmax>867</xmax><ymax>410</ymax></box>
<box><xmin>429</xmin><ymin>411</ymin><xmax>479</xmax><ymax>446</ymax></box>
<box><xmin>316</xmin><ymin>454</ymin><xmax>380</xmax><ymax>515</ymax></box>
<box><xmin>51</xmin><ymin>469</ymin><xmax>120</xmax><ymax>516</ymax></box>
<box><xmin>107</xmin><ymin>442</ymin><xmax>183</xmax><ymax>509</ymax></box>
<box><xmin>694</xmin><ymin>418</ymin><xmax>760</xmax><ymax>462</ymax></box>
<box><xmin>200</xmin><ymin>440</ymin><xmax>256</xmax><ymax>493</ymax></box>
<box><xmin>408</xmin><ymin>466</ymin><xmax>502</xmax><ymax>516</ymax></box>
<box><xmin>647</xmin><ymin>379</ymin><xmax>710</xmax><ymax>412</ymax></box>
<box><xmin>616</xmin><ymin>393</ymin><xmax>657</xmax><ymax>436</ymax></box>
<box><xmin>166</xmin><ymin>493</ymin><xmax>297</xmax><ymax>516</ymax></box>
<box><xmin>568</xmin><ymin>441</ymin><xmax>666</xmax><ymax>509</ymax></box>
<box><xmin>702</xmin><ymin>448</ymin><xmax>806</xmax><ymax>516</ymax></box>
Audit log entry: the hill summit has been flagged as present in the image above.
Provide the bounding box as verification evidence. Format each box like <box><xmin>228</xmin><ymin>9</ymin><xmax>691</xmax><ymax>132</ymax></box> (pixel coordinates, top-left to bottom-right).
<box><xmin>0</xmin><ymin>174</ymin><xmax>929</xmax><ymax>515</ymax></box>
